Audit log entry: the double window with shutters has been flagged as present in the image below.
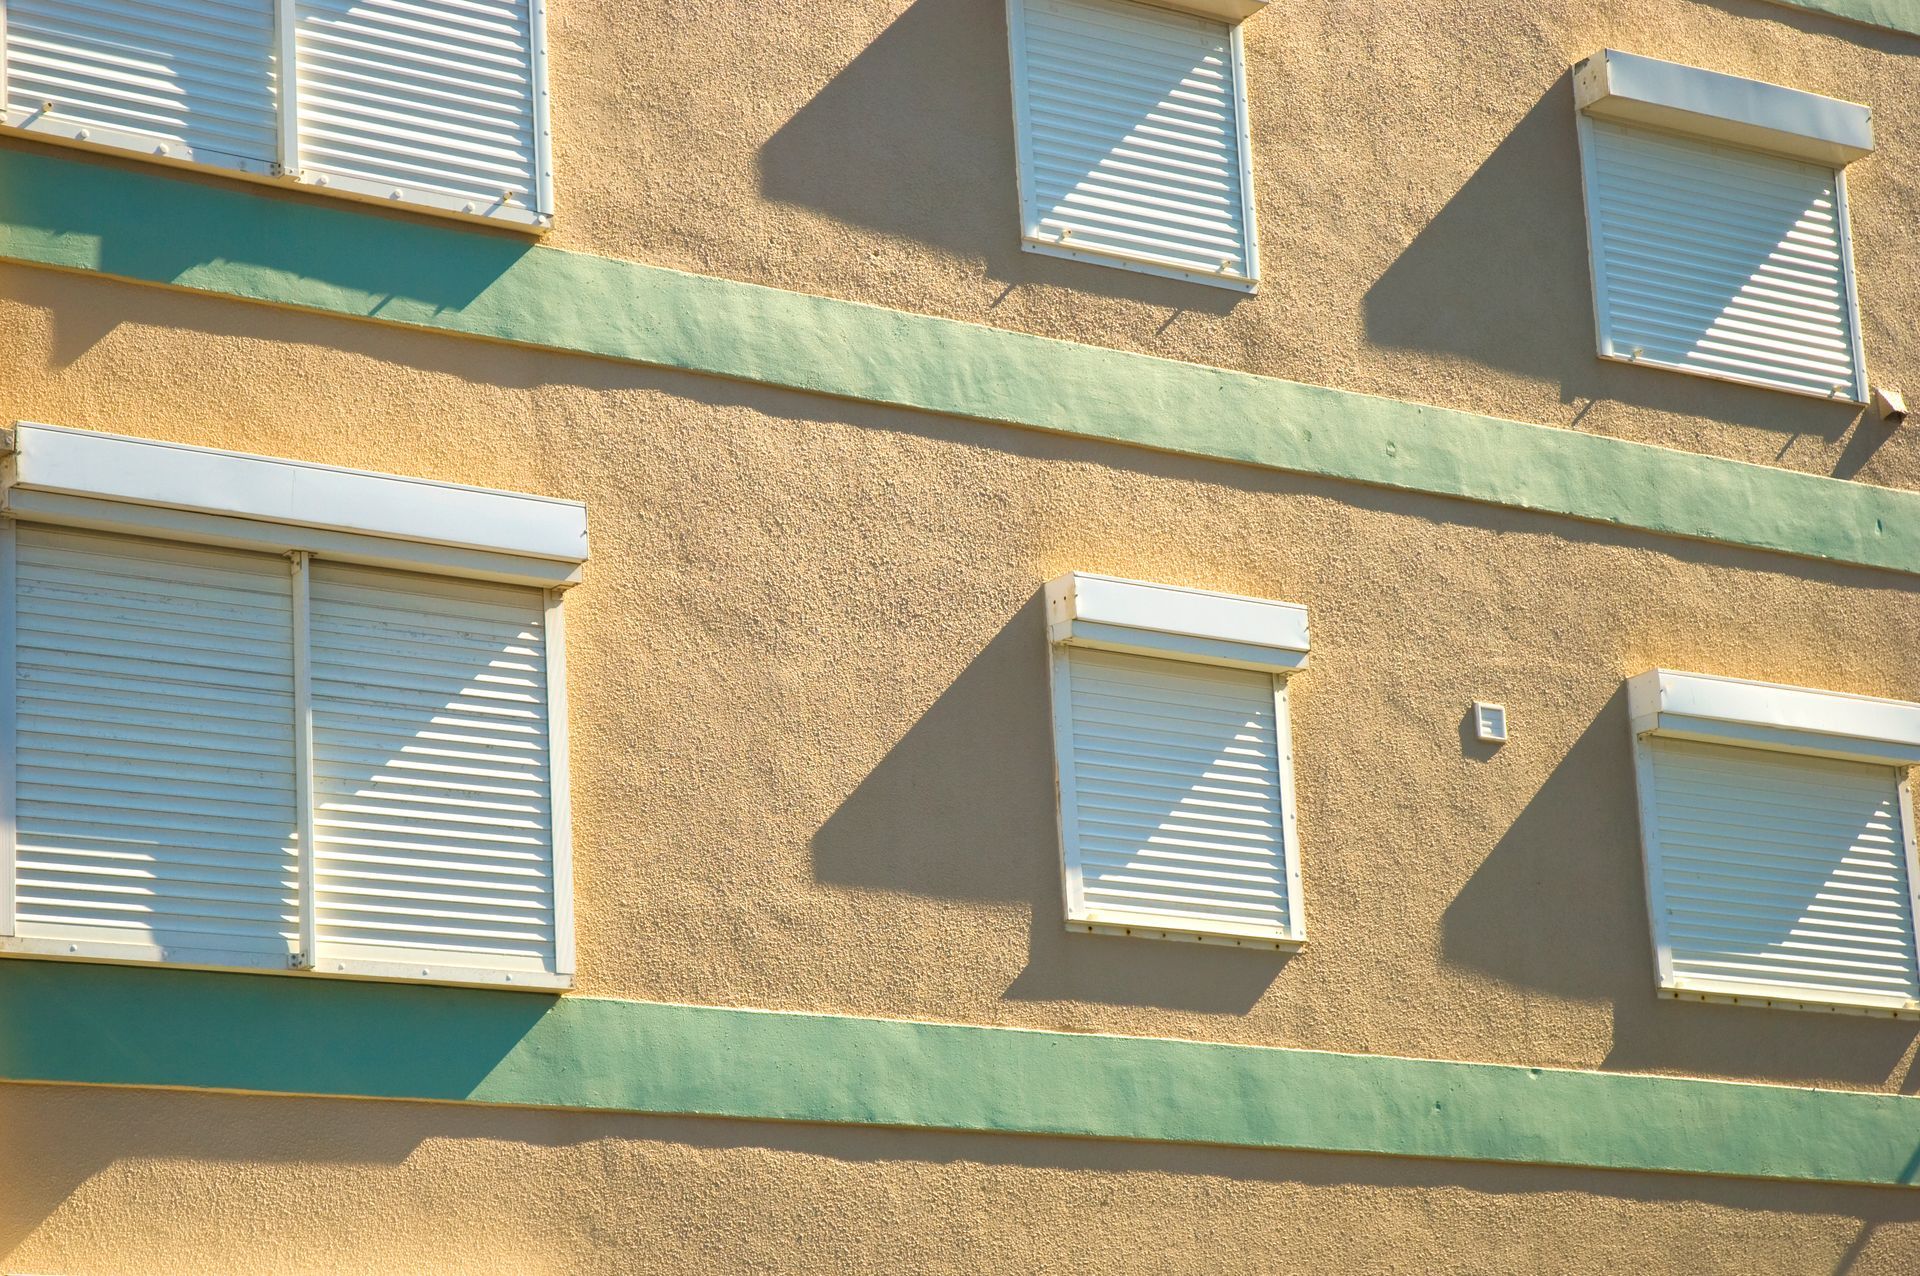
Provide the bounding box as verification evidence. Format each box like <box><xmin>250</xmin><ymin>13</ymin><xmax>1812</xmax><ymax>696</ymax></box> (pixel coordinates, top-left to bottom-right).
<box><xmin>0</xmin><ymin>0</ymin><xmax>553</xmax><ymax>226</ymax></box>
<box><xmin>0</xmin><ymin>424</ymin><xmax>585</xmax><ymax>989</ymax></box>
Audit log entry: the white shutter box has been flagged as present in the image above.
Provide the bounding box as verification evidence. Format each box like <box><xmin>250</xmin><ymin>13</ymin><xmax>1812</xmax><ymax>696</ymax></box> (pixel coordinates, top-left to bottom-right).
<box><xmin>1643</xmin><ymin>737</ymin><xmax>1920</xmax><ymax>1012</ymax></box>
<box><xmin>1011</xmin><ymin>0</ymin><xmax>1257</xmax><ymax>288</ymax></box>
<box><xmin>3</xmin><ymin>0</ymin><xmax>279</xmax><ymax>172</ymax></box>
<box><xmin>307</xmin><ymin>561</ymin><xmax>558</xmax><ymax>979</ymax></box>
<box><xmin>1581</xmin><ymin>117</ymin><xmax>1865</xmax><ymax>400</ymax></box>
<box><xmin>294</xmin><ymin>0</ymin><xmax>546</xmax><ymax>218</ymax></box>
<box><xmin>11</xmin><ymin>526</ymin><xmax>299</xmax><ymax>966</ymax></box>
<box><xmin>1057</xmin><ymin>647</ymin><xmax>1298</xmax><ymax>944</ymax></box>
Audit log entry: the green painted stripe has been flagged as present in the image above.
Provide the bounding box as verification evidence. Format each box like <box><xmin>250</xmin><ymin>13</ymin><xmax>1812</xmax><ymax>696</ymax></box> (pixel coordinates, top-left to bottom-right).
<box><xmin>3</xmin><ymin>961</ymin><xmax>1919</xmax><ymax>1186</ymax></box>
<box><xmin>1766</xmin><ymin>0</ymin><xmax>1920</xmax><ymax>36</ymax></box>
<box><xmin>1</xmin><ymin>146</ymin><xmax>1917</xmax><ymax>576</ymax></box>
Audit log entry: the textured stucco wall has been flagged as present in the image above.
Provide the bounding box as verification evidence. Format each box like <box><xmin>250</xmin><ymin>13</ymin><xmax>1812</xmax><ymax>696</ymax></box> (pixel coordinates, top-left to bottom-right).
<box><xmin>3</xmin><ymin>265</ymin><xmax>1917</xmax><ymax>1095</ymax></box>
<box><xmin>5</xmin><ymin>1083</ymin><xmax>1920</xmax><ymax>1275</ymax></box>
<box><xmin>512</xmin><ymin>0</ymin><xmax>1920</xmax><ymax>489</ymax></box>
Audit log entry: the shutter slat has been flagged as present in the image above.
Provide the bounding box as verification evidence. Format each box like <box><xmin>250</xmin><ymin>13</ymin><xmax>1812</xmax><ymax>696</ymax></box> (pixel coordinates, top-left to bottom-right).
<box><xmin>1016</xmin><ymin>0</ymin><xmax>1253</xmax><ymax>281</ymax></box>
<box><xmin>295</xmin><ymin>0</ymin><xmax>543</xmax><ymax>209</ymax></box>
<box><xmin>1061</xmin><ymin>648</ymin><xmax>1294</xmax><ymax>939</ymax></box>
<box><xmin>4</xmin><ymin>0</ymin><xmax>277</xmax><ymax>166</ymax></box>
<box><xmin>308</xmin><ymin>561</ymin><xmax>558</xmax><ymax>972</ymax></box>
<box><xmin>11</xmin><ymin>526</ymin><xmax>298</xmax><ymax>961</ymax></box>
<box><xmin>1585</xmin><ymin>118</ymin><xmax>1862</xmax><ymax>398</ymax></box>
<box><xmin>1645</xmin><ymin>737</ymin><xmax>1919</xmax><ymax>1006</ymax></box>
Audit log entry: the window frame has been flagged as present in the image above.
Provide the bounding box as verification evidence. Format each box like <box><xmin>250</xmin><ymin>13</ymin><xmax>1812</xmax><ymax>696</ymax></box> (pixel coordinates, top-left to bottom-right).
<box><xmin>1045</xmin><ymin>571</ymin><xmax>1308</xmax><ymax>948</ymax></box>
<box><xmin>1005</xmin><ymin>0</ymin><xmax>1262</xmax><ymax>292</ymax></box>
<box><xmin>1626</xmin><ymin>668</ymin><xmax>1920</xmax><ymax>1018</ymax></box>
<box><xmin>0</xmin><ymin>423</ymin><xmax>586</xmax><ymax>990</ymax></box>
<box><xmin>0</xmin><ymin>0</ymin><xmax>557</xmax><ymax>230</ymax></box>
<box><xmin>1573</xmin><ymin>116</ymin><xmax>1869</xmax><ymax>404</ymax></box>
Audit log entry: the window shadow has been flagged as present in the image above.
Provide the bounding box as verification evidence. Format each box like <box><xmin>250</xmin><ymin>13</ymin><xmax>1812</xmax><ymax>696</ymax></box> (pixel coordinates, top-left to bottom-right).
<box><xmin>1361</xmin><ymin>74</ymin><xmax>1868</xmax><ymax>450</ymax></box>
<box><xmin>810</xmin><ymin>592</ymin><xmax>1283</xmax><ymax>1014</ymax></box>
<box><xmin>1440</xmin><ymin>689</ymin><xmax>1920</xmax><ymax>1092</ymax></box>
<box><xmin>0</xmin><ymin>138</ymin><xmax>532</xmax><ymax>367</ymax></box>
<box><xmin>756</xmin><ymin>0</ymin><xmax>1242</xmax><ymax>313</ymax></box>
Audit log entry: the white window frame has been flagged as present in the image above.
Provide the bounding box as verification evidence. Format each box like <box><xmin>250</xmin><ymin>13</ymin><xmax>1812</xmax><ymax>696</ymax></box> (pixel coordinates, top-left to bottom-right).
<box><xmin>1045</xmin><ymin>571</ymin><xmax>1308</xmax><ymax>948</ymax></box>
<box><xmin>0</xmin><ymin>421</ymin><xmax>587</xmax><ymax>990</ymax></box>
<box><xmin>1005</xmin><ymin>0</ymin><xmax>1263</xmax><ymax>292</ymax></box>
<box><xmin>1626</xmin><ymin>668</ymin><xmax>1920</xmax><ymax>1018</ymax></box>
<box><xmin>1571</xmin><ymin>49</ymin><xmax>1874</xmax><ymax>402</ymax></box>
<box><xmin>0</xmin><ymin>0</ymin><xmax>556</xmax><ymax>230</ymax></box>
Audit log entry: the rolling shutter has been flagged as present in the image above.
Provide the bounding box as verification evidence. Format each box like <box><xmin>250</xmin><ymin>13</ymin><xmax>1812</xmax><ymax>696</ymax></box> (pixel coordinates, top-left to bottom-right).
<box><xmin>294</xmin><ymin>0</ymin><xmax>543</xmax><ymax>214</ymax></box>
<box><xmin>2</xmin><ymin>0</ymin><xmax>279</xmax><ymax>170</ymax></box>
<box><xmin>1583</xmin><ymin>117</ymin><xmax>1864</xmax><ymax>399</ymax></box>
<box><xmin>1058</xmin><ymin>647</ymin><xmax>1296</xmax><ymax>943</ymax></box>
<box><xmin>1644</xmin><ymin>737</ymin><xmax>1919</xmax><ymax>1008</ymax></box>
<box><xmin>307</xmin><ymin>561</ymin><xmax>557</xmax><ymax>978</ymax></box>
<box><xmin>1012</xmin><ymin>0</ymin><xmax>1255</xmax><ymax>286</ymax></box>
<box><xmin>11</xmin><ymin>527</ymin><xmax>298</xmax><ymax>965</ymax></box>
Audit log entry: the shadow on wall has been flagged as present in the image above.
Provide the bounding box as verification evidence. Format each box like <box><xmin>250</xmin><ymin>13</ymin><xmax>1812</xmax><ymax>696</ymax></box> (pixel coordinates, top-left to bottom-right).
<box><xmin>756</xmin><ymin>0</ymin><xmax>1243</xmax><ymax>315</ymax></box>
<box><xmin>1441</xmin><ymin>689</ymin><xmax>1920</xmax><ymax>1093</ymax></box>
<box><xmin>0</xmin><ymin>137</ymin><xmax>531</xmax><ymax>368</ymax></box>
<box><xmin>1361</xmin><ymin>74</ymin><xmax>1886</xmax><ymax>475</ymax></box>
<box><xmin>810</xmin><ymin>592</ymin><xmax>1286</xmax><ymax>1014</ymax></box>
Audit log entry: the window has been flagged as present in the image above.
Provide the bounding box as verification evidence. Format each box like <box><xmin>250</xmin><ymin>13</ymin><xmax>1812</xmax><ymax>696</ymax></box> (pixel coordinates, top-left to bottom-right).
<box><xmin>1627</xmin><ymin>669</ymin><xmax>1920</xmax><ymax>1017</ymax></box>
<box><xmin>0</xmin><ymin>423</ymin><xmax>587</xmax><ymax>988</ymax></box>
<box><xmin>1573</xmin><ymin>50</ymin><xmax>1873</xmax><ymax>400</ymax></box>
<box><xmin>1045</xmin><ymin>572</ymin><xmax>1307</xmax><ymax>947</ymax></box>
<box><xmin>1</xmin><ymin>0</ymin><xmax>553</xmax><ymax>228</ymax></box>
<box><xmin>1006</xmin><ymin>0</ymin><xmax>1261</xmax><ymax>290</ymax></box>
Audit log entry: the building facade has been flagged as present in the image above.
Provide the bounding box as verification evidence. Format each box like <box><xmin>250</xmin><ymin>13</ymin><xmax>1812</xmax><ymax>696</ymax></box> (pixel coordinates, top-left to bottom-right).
<box><xmin>4</xmin><ymin>0</ymin><xmax>1920</xmax><ymax>1270</ymax></box>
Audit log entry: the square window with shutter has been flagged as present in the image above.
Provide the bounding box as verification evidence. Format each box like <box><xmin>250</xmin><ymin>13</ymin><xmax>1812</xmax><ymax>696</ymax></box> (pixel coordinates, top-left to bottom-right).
<box><xmin>1045</xmin><ymin>573</ymin><xmax>1307</xmax><ymax>947</ymax></box>
<box><xmin>0</xmin><ymin>423</ymin><xmax>587</xmax><ymax>989</ymax></box>
<box><xmin>1628</xmin><ymin>670</ymin><xmax>1920</xmax><ymax>1018</ymax></box>
<box><xmin>1006</xmin><ymin>0</ymin><xmax>1260</xmax><ymax>291</ymax></box>
<box><xmin>1</xmin><ymin>0</ymin><xmax>553</xmax><ymax>228</ymax></box>
<box><xmin>1573</xmin><ymin>50</ymin><xmax>1874</xmax><ymax>401</ymax></box>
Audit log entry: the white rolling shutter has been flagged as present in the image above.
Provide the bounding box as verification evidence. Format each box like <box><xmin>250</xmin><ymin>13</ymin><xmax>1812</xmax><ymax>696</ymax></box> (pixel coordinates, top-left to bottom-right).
<box><xmin>307</xmin><ymin>562</ymin><xmax>558</xmax><ymax>978</ymax></box>
<box><xmin>11</xmin><ymin>527</ymin><xmax>298</xmax><ymax>966</ymax></box>
<box><xmin>1056</xmin><ymin>647</ymin><xmax>1300</xmax><ymax>945</ymax></box>
<box><xmin>294</xmin><ymin>0</ymin><xmax>545</xmax><ymax>217</ymax></box>
<box><xmin>1010</xmin><ymin>0</ymin><xmax>1257</xmax><ymax>288</ymax></box>
<box><xmin>2</xmin><ymin>0</ymin><xmax>279</xmax><ymax>171</ymax></box>
<box><xmin>1581</xmin><ymin>117</ymin><xmax>1865</xmax><ymax>400</ymax></box>
<box><xmin>1643</xmin><ymin>737</ymin><xmax>1920</xmax><ymax>1011</ymax></box>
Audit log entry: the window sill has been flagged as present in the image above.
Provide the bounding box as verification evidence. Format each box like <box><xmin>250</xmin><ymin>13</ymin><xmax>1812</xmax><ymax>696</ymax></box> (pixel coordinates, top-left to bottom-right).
<box><xmin>0</xmin><ymin>939</ymin><xmax>572</xmax><ymax>993</ymax></box>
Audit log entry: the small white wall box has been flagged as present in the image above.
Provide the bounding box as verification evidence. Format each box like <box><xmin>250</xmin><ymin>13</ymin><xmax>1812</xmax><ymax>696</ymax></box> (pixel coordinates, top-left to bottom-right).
<box><xmin>1045</xmin><ymin>572</ymin><xmax>1309</xmax><ymax>949</ymax></box>
<box><xmin>1626</xmin><ymin>669</ymin><xmax>1920</xmax><ymax>1018</ymax></box>
<box><xmin>1473</xmin><ymin>702</ymin><xmax>1508</xmax><ymax>743</ymax></box>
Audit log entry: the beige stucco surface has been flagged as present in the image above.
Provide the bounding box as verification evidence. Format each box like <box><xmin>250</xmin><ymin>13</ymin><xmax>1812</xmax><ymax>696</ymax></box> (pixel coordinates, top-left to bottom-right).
<box><xmin>3</xmin><ymin>264</ymin><xmax>1918</xmax><ymax>1094</ymax></box>
<box><xmin>3</xmin><ymin>1082</ymin><xmax>1919</xmax><ymax>1275</ymax></box>
<box><xmin>523</xmin><ymin>0</ymin><xmax>1920</xmax><ymax>489</ymax></box>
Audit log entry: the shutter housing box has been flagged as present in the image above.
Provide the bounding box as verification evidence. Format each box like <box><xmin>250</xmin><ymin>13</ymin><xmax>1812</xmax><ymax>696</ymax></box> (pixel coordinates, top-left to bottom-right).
<box><xmin>1046</xmin><ymin>572</ymin><xmax>1308</xmax><ymax>948</ymax></box>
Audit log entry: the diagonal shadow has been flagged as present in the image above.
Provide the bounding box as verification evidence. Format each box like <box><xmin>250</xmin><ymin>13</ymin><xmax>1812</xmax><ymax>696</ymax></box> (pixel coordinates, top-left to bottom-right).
<box><xmin>1362</xmin><ymin>74</ymin><xmax>1872</xmax><ymax>453</ymax></box>
<box><xmin>756</xmin><ymin>0</ymin><xmax>1241</xmax><ymax>312</ymax></box>
<box><xmin>1440</xmin><ymin>688</ymin><xmax>1919</xmax><ymax>1091</ymax></box>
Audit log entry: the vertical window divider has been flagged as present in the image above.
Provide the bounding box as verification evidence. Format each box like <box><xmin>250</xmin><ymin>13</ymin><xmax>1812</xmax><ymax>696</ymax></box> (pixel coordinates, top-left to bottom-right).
<box><xmin>289</xmin><ymin>549</ymin><xmax>317</xmax><ymax>969</ymax></box>
<box><xmin>0</xmin><ymin>516</ymin><xmax>17</xmax><ymax>939</ymax></box>
<box><xmin>545</xmin><ymin>588</ymin><xmax>575</xmax><ymax>976</ymax></box>
<box><xmin>274</xmin><ymin>0</ymin><xmax>302</xmax><ymax>180</ymax></box>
